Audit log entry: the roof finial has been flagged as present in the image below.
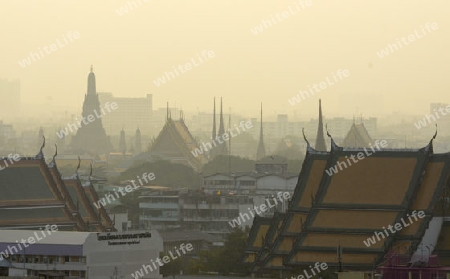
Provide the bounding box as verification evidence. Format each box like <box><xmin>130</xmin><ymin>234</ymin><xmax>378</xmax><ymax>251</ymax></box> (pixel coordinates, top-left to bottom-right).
<box><xmin>302</xmin><ymin>128</ymin><xmax>310</xmax><ymax>146</ymax></box>
<box><xmin>90</xmin><ymin>65</ymin><xmax>93</xmax><ymax>73</ymax></box>
<box><xmin>326</xmin><ymin>123</ymin><xmax>339</xmax><ymax>151</ymax></box>
<box><xmin>36</xmin><ymin>135</ymin><xmax>46</xmax><ymax>159</ymax></box>
<box><xmin>433</xmin><ymin>123</ymin><xmax>438</xmax><ymax>140</ymax></box>
<box><xmin>75</xmin><ymin>156</ymin><xmax>81</xmax><ymax>178</ymax></box>
<box><xmin>49</xmin><ymin>144</ymin><xmax>57</xmax><ymax>166</ymax></box>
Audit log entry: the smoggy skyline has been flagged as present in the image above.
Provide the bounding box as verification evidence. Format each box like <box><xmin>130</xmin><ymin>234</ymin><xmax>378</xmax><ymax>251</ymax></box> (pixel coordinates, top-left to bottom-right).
<box><xmin>1</xmin><ymin>0</ymin><xmax>449</xmax><ymax>118</ymax></box>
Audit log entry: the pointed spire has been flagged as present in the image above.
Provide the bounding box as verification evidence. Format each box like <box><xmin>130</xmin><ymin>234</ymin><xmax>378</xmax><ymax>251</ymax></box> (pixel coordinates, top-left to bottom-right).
<box><xmin>209</xmin><ymin>98</ymin><xmax>217</xmax><ymax>160</ymax></box>
<box><xmin>218</xmin><ymin>97</ymin><xmax>225</xmax><ymax>135</ymax></box>
<box><xmin>90</xmin><ymin>65</ymin><xmax>93</xmax><ymax>73</ymax></box>
<box><xmin>217</xmin><ymin>97</ymin><xmax>228</xmax><ymax>155</ymax></box>
<box><xmin>315</xmin><ymin>99</ymin><xmax>327</xmax><ymax>151</ymax></box>
<box><xmin>212</xmin><ymin>97</ymin><xmax>216</xmax><ymax>140</ymax></box>
<box><xmin>228</xmin><ymin>114</ymin><xmax>231</xmax><ymax>155</ymax></box>
<box><xmin>256</xmin><ymin>102</ymin><xmax>266</xmax><ymax>160</ymax></box>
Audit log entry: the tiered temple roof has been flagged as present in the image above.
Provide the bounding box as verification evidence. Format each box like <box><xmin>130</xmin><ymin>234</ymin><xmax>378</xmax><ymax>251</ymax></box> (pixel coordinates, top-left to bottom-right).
<box><xmin>341</xmin><ymin>122</ymin><xmax>373</xmax><ymax>148</ymax></box>
<box><xmin>0</xmin><ymin>142</ymin><xmax>114</xmax><ymax>232</ymax></box>
<box><xmin>149</xmin><ymin>117</ymin><xmax>208</xmax><ymax>172</ymax></box>
<box><xmin>243</xmin><ymin>130</ymin><xmax>450</xmax><ymax>271</ymax></box>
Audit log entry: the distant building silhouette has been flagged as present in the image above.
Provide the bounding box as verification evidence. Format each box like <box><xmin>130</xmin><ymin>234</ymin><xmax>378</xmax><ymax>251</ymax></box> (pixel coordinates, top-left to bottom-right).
<box><xmin>119</xmin><ymin>129</ymin><xmax>126</xmax><ymax>154</ymax></box>
<box><xmin>70</xmin><ymin>66</ymin><xmax>112</xmax><ymax>155</ymax></box>
<box><xmin>97</xmin><ymin>92</ymin><xmax>152</xmax><ymax>136</ymax></box>
<box><xmin>341</xmin><ymin>121</ymin><xmax>373</xmax><ymax>148</ymax></box>
<box><xmin>315</xmin><ymin>99</ymin><xmax>327</xmax><ymax>151</ymax></box>
<box><xmin>0</xmin><ymin>78</ymin><xmax>20</xmax><ymax>115</ymax></box>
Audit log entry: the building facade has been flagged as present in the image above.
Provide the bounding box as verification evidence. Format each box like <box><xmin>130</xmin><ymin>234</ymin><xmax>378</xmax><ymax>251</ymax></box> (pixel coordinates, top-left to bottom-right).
<box><xmin>0</xmin><ymin>230</ymin><xmax>163</xmax><ymax>279</ymax></box>
<box><xmin>98</xmin><ymin>92</ymin><xmax>152</xmax><ymax>136</ymax></box>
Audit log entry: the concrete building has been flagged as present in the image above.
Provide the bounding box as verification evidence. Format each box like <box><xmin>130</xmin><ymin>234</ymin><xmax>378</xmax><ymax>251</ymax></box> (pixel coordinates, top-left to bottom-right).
<box><xmin>0</xmin><ymin>230</ymin><xmax>163</xmax><ymax>279</ymax></box>
<box><xmin>138</xmin><ymin>189</ymin><xmax>255</xmax><ymax>235</ymax></box>
<box><xmin>0</xmin><ymin>78</ymin><xmax>20</xmax><ymax>116</ymax></box>
<box><xmin>98</xmin><ymin>92</ymin><xmax>152</xmax><ymax>136</ymax></box>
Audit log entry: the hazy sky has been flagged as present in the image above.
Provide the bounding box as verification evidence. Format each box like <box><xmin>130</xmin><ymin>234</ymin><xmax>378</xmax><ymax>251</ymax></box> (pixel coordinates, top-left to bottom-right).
<box><xmin>1</xmin><ymin>0</ymin><xmax>448</xmax><ymax>118</ymax></box>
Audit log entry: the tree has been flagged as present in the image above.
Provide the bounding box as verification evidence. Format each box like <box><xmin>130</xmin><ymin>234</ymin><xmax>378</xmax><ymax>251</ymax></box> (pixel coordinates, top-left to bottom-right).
<box><xmin>114</xmin><ymin>160</ymin><xmax>202</xmax><ymax>188</ymax></box>
<box><xmin>274</xmin><ymin>137</ymin><xmax>305</xmax><ymax>160</ymax></box>
<box><xmin>159</xmin><ymin>253</ymin><xmax>184</xmax><ymax>277</ymax></box>
<box><xmin>202</xmin><ymin>155</ymin><xmax>255</xmax><ymax>175</ymax></box>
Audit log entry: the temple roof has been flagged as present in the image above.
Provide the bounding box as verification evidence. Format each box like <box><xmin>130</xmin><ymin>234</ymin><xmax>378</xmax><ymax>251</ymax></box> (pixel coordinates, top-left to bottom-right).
<box><xmin>245</xmin><ymin>134</ymin><xmax>450</xmax><ymax>270</ymax></box>
<box><xmin>149</xmin><ymin>118</ymin><xmax>208</xmax><ymax>171</ymax></box>
<box><xmin>341</xmin><ymin>123</ymin><xmax>373</xmax><ymax>148</ymax></box>
<box><xmin>0</xmin><ymin>157</ymin><xmax>77</xmax><ymax>230</ymax></box>
<box><xmin>63</xmin><ymin>178</ymin><xmax>106</xmax><ymax>231</ymax></box>
<box><xmin>0</xmin><ymin>152</ymin><xmax>114</xmax><ymax>232</ymax></box>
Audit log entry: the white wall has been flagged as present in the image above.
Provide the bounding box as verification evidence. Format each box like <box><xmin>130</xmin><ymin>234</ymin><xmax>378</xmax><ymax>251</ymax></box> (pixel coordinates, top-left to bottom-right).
<box><xmin>83</xmin><ymin>230</ymin><xmax>163</xmax><ymax>279</ymax></box>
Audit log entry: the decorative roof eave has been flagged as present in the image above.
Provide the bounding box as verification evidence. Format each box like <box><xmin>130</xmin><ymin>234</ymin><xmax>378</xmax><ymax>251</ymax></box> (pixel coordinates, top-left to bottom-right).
<box><xmin>68</xmin><ymin>156</ymin><xmax>82</xmax><ymax>180</ymax></box>
<box><xmin>35</xmin><ymin>135</ymin><xmax>45</xmax><ymax>160</ymax></box>
<box><xmin>326</xmin><ymin>123</ymin><xmax>340</xmax><ymax>152</ymax></box>
<box><xmin>302</xmin><ymin>128</ymin><xmax>325</xmax><ymax>155</ymax></box>
<box><xmin>421</xmin><ymin>123</ymin><xmax>438</xmax><ymax>154</ymax></box>
<box><xmin>48</xmin><ymin>144</ymin><xmax>58</xmax><ymax>168</ymax></box>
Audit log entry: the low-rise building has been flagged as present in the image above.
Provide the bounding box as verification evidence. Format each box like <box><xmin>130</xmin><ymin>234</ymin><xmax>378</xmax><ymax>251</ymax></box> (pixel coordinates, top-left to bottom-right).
<box><xmin>0</xmin><ymin>230</ymin><xmax>163</xmax><ymax>279</ymax></box>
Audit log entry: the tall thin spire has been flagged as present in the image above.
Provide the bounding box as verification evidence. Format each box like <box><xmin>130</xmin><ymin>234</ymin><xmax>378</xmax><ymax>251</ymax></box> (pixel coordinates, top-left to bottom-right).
<box><xmin>209</xmin><ymin>97</ymin><xmax>217</xmax><ymax>160</ymax></box>
<box><xmin>315</xmin><ymin>99</ymin><xmax>327</xmax><ymax>151</ymax></box>
<box><xmin>218</xmin><ymin>97</ymin><xmax>225</xmax><ymax>136</ymax></box>
<box><xmin>256</xmin><ymin>102</ymin><xmax>266</xmax><ymax>160</ymax></box>
<box><xmin>166</xmin><ymin>102</ymin><xmax>169</xmax><ymax>122</ymax></box>
<box><xmin>217</xmin><ymin>97</ymin><xmax>228</xmax><ymax>155</ymax></box>
<box><xmin>212</xmin><ymin>97</ymin><xmax>216</xmax><ymax>140</ymax></box>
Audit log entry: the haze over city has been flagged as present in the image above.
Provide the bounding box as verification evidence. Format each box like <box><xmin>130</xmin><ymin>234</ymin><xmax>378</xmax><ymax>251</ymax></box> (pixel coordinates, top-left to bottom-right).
<box><xmin>1</xmin><ymin>1</ymin><xmax>450</xmax><ymax>279</ymax></box>
<box><xmin>1</xmin><ymin>0</ymin><xmax>449</xmax><ymax>118</ymax></box>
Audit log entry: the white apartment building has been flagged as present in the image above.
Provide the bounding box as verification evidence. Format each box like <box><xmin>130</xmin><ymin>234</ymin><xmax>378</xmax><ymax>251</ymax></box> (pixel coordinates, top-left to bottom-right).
<box><xmin>0</xmin><ymin>230</ymin><xmax>163</xmax><ymax>279</ymax></box>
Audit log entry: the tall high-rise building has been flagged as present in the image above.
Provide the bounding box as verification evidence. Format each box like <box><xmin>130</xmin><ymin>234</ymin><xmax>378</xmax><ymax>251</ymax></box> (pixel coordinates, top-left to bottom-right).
<box><xmin>70</xmin><ymin>66</ymin><xmax>112</xmax><ymax>155</ymax></box>
<box><xmin>119</xmin><ymin>129</ymin><xmax>126</xmax><ymax>154</ymax></box>
<box><xmin>0</xmin><ymin>78</ymin><xmax>20</xmax><ymax>116</ymax></box>
<box><xmin>97</xmin><ymin>93</ymin><xmax>152</xmax><ymax>136</ymax></box>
